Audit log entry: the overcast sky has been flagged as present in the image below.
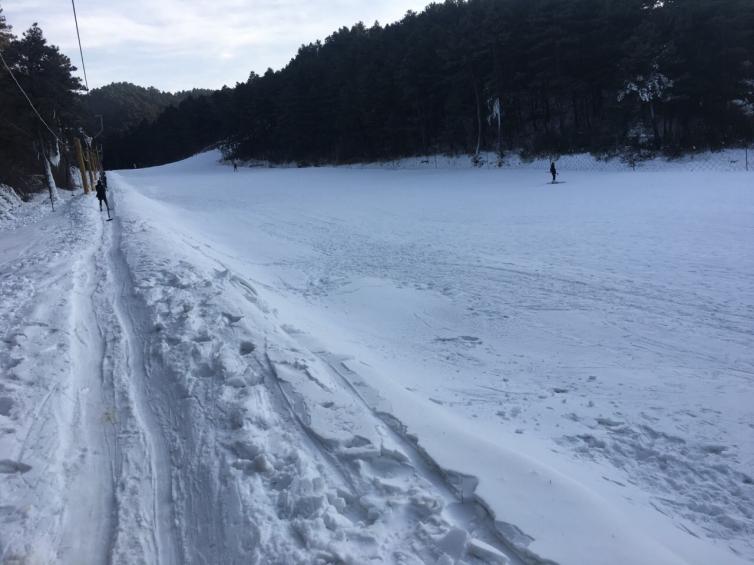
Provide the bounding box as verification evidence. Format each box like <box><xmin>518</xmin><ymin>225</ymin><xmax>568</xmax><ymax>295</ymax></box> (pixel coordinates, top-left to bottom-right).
<box><xmin>4</xmin><ymin>0</ymin><xmax>432</xmax><ymax>92</ymax></box>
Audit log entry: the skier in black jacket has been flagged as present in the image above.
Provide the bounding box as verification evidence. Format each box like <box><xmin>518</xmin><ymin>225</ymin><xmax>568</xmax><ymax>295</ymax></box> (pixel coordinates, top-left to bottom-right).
<box><xmin>550</xmin><ymin>161</ymin><xmax>557</xmax><ymax>183</ymax></box>
<box><xmin>95</xmin><ymin>178</ymin><xmax>111</xmax><ymax>219</ymax></box>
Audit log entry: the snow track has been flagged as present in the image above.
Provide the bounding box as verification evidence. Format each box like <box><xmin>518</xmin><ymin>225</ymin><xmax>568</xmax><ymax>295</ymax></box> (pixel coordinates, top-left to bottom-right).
<box><xmin>104</xmin><ymin>215</ymin><xmax>181</xmax><ymax>564</ymax></box>
<box><xmin>0</xmin><ymin>196</ymin><xmax>103</xmax><ymax>562</ymax></box>
<box><xmin>58</xmin><ymin>205</ymin><xmax>116</xmax><ymax>564</ymax></box>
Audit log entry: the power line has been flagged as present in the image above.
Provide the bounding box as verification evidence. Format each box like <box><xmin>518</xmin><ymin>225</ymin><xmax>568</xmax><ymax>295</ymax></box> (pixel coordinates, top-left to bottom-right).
<box><xmin>70</xmin><ymin>0</ymin><xmax>89</xmax><ymax>92</ymax></box>
<box><xmin>0</xmin><ymin>48</ymin><xmax>60</xmax><ymax>141</ymax></box>
<box><xmin>70</xmin><ymin>0</ymin><xmax>99</xmax><ymax>140</ymax></box>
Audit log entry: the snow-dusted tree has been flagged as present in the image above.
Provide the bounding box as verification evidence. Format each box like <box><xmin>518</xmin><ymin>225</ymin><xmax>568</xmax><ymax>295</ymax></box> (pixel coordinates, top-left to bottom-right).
<box><xmin>487</xmin><ymin>97</ymin><xmax>502</xmax><ymax>156</ymax></box>
<box><xmin>618</xmin><ymin>64</ymin><xmax>673</xmax><ymax>148</ymax></box>
<box><xmin>41</xmin><ymin>143</ymin><xmax>59</xmax><ymax>204</ymax></box>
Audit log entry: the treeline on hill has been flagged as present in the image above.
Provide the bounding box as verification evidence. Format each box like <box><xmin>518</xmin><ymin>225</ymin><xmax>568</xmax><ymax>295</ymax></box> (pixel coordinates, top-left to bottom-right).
<box><xmin>0</xmin><ymin>7</ymin><xmax>90</xmax><ymax>194</ymax></box>
<box><xmin>88</xmin><ymin>82</ymin><xmax>214</xmax><ymax>138</ymax></box>
<box><xmin>105</xmin><ymin>0</ymin><xmax>754</xmax><ymax>169</ymax></box>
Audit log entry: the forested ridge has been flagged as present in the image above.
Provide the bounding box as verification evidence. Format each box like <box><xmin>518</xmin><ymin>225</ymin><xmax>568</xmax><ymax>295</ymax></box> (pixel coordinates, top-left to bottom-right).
<box><xmin>106</xmin><ymin>0</ymin><xmax>754</xmax><ymax>168</ymax></box>
<box><xmin>88</xmin><ymin>83</ymin><xmax>214</xmax><ymax>138</ymax></box>
<box><xmin>2</xmin><ymin>0</ymin><xmax>753</xmax><ymax>185</ymax></box>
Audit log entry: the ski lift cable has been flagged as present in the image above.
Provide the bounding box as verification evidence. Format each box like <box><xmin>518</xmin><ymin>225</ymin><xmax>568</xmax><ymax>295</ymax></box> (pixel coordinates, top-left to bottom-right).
<box><xmin>0</xmin><ymin>48</ymin><xmax>61</xmax><ymax>142</ymax></box>
<box><xmin>70</xmin><ymin>0</ymin><xmax>89</xmax><ymax>92</ymax></box>
<box><xmin>70</xmin><ymin>2</ymin><xmax>104</xmax><ymax>149</ymax></box>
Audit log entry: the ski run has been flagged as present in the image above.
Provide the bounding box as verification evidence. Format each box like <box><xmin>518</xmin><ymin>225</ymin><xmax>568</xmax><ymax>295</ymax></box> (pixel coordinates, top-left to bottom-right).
<box><xmin>1</xmin><ymin>152</ymin><xmax>752</xmax><ymax>565</ymax></box>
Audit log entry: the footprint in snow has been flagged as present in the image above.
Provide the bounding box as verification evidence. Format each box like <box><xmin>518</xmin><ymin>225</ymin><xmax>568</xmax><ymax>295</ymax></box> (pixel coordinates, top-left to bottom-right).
<box><xmin>5</xmin><ymin>358</ymin><xmax>23</xmax><ymax>370</ymax></box>
<box><xmin>0</xmin><ymin>459</ymin><xmax>32</xmax><ymax>474</ymax></box>
<box><xmin>435</xmin><ymin>335</ymin><xmax>481</xmax><ymax>344</ymax></box>
<box><xmin>0</xmin><ymin>397</ymin><xmax>14</xmax><ymax>416</ymax></box>
<box><xmin>222</xmin><ymin>312</ymin><xmax>243</xmax><ymax>324</ymax></box>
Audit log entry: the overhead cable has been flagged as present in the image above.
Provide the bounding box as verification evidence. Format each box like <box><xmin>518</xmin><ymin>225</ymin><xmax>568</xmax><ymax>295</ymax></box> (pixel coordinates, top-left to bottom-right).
<box><xmin>0</xmin><ymin>48</ymin><xmax>60</xmax><ymax>141</ymax></box>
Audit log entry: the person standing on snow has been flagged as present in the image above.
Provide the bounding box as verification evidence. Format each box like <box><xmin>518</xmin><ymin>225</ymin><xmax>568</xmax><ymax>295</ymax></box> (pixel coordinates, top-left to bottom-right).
<box><xmin>550</xmin><ymin>161</ymin><xmax>557</xmax><ymax>183</ymax></box>
<box><xmin>233</xmin><ymin>161</ymin><xmax>238</xmax><ymax>172</ymax></box>
<box><xmin>95</xmin><ymin>178</ymin><xmax>111</xmax><ymax>219</ymax></box>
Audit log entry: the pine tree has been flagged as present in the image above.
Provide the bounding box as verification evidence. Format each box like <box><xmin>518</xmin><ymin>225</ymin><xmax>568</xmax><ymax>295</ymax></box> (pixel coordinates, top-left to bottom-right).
<box><xmin>0</xmin><ymin>6</ymin><xmax>13</xmax><ymax>48</ymax></box>
<box><xmin>0</xmin><ymin>16</ymin><xmax>86</xmax><ymax>193</ymax></box>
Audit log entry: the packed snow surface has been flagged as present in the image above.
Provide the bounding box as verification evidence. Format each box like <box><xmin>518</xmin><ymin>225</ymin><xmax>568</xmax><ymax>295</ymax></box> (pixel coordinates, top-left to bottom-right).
<box><xmin>0</xmin><ymin>151</ymin><xmax>752</xmax><ymax>564</ymax></box>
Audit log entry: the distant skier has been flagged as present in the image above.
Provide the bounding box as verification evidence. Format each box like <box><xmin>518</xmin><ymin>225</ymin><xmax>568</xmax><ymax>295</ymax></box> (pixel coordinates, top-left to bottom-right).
<box><xmin>95</xmin><ymin>178</ymin><xmax>111</xmax><ymax>220</ymax></box>
<box><xmin>550</xmin><ymin>161</ymin><xmax>557</xmax><ymax>183</ymax></box>
<box><xmin>233</xmin><ymin>161</ymin><xmax>238</xmax><ymax>172</ymax></box>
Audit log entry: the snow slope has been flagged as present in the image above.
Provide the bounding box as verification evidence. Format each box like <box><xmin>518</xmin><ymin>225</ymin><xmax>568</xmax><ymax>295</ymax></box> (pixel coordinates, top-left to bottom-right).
<box><xmin>1</xmin><ymin>152</ymin><xmax>752</xmax><ymax>564</ymax></box>
<box><xmin>1</xmin><ymin>185</ymin><xmax>519</xmax><ymax>562</ymax></box>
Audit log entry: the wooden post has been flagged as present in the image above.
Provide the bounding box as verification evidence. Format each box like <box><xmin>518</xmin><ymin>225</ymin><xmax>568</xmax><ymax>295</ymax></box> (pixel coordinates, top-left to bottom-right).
<box><xmin>91</xmin><ymin>149</ymin><xmax>101</xmax><ymax>178</ymax></box>
<box><xmin>86</xmin><ymin>148</ymin><xmax>96</xmax><ymax>188</ymax></box>
<box><xmin>98</xmin><ymin>146</ymin><xmax>105</xmax><ymax>174</ymax></box>
<box><xmin>93</xmin><ymin>147</ymin><xmax>101</xmax><ymax>175</ymax></box>
<box><xmin>74</xmin><ymin>138</ymin><xmax>90</xmax><ymax>193</ymax></box>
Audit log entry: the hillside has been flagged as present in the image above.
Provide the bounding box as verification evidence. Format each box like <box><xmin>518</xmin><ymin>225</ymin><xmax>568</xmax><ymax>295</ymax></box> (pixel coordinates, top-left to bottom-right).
<box><xmin>105</xmin><ymin>0</ymin><xmax>754</xmax><ymax>168</ymax></box>
<box><xmin>87</xmin><ymin>82</ymin><xmax>214</xmax><ymax>138</ymax></box>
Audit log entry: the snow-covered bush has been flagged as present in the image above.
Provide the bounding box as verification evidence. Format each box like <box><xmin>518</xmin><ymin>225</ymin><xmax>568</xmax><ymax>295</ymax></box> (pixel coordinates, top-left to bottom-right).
<box><xmin>0</xmin><ymin>184</ymin><xmax>23</xmax><ymax>224</ymax></box>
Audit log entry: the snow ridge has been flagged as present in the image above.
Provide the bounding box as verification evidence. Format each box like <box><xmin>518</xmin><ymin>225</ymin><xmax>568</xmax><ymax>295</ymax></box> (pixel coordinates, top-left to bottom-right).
<box><xmin>107</xmin><ymin>174</ymin><xmax>519</xmax><ymax>564</ymax></box>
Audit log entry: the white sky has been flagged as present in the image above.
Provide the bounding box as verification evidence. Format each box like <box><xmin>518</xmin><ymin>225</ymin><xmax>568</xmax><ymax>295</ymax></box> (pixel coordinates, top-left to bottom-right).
<box><xmin>3</xmin><ymin>0</ymin><xmax>432</xmax><ymax>92</ymax></box>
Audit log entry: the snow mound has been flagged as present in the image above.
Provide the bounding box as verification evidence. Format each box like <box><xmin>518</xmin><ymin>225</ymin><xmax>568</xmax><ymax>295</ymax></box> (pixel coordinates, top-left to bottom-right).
<box><xmin>0</xmin><ymin>185</ymin><xmax>56</xmax><ymax>231</ymax></box>
<box><xmin>0</xmin><ymin>184</ymin><xmax>22</xmax><ymax>225</ymax></box>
